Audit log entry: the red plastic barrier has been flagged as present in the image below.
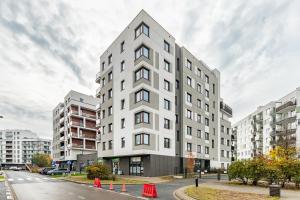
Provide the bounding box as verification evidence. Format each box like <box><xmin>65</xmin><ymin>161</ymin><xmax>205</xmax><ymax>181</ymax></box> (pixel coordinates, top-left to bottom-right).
<box><xmin>93</xmin><ymin>178</ymin><xmax>102</xmax><ymax>188</ymax></box>
<box><xmin>142</xmin><ymin>184</ymin><xmax>158</xmax><ymax>198</ymax></box>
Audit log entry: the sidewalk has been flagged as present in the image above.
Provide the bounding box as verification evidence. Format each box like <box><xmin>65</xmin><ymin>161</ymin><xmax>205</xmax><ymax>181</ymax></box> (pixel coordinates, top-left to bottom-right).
<box><xmin>116</xmin><ymin>175</ymin><xmax>171</xmax><ymax>184</ymax></box>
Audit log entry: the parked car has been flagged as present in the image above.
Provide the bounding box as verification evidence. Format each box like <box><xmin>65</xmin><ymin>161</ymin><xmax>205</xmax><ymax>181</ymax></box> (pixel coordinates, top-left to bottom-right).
<box><xmin>9</xmin><ymin>166</ymin><xmax>21</xmax><ymax>171</ymax></box>
<box><xmin>40</xmin><ymin>167</ymin><xmax>55</xmax><ymax>175</ymax></box>
<box><xmin>46</xmin><ymin>169</ymin><xmax>70</xmax><ymax>175</ymax></box>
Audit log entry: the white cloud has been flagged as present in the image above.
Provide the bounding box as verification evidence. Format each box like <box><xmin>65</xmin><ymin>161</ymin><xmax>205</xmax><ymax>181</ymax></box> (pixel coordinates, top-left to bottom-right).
<box><xmin>0</xmin><ymin>0</ymin><xmax>299</xmax><ymax>136</ymax></box>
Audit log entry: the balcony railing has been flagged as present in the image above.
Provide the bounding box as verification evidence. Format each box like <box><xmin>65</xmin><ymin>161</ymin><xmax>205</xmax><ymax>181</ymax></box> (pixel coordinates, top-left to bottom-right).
<box><xmin>82</xmin><ymin>113</ymin><xmax>96</xmax><ymax>119</ymax></box>
<box><xmin>85</xmin><ymin>145</ymin><xmax>96</xmax><ymax>149</ymax></box>
<box><xmin>276</xmin><ymin>101</ymin><xmax>296</xmax><ymax>112</ymax></box>
<box><xmin>72</xmin><ymin>144</ymin><xmax>84</xmax><ymax>148</ymax></box>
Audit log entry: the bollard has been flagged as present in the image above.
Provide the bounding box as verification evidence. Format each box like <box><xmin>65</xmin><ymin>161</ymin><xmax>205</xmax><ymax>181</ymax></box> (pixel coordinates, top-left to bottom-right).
<box><xmin>195</xmin><ymin>178</ymin><xmax>198</xmax><ymax>187</ymax></box>
<box><xmin>217</xmin><ymin>169</ymin><xmax>221</xmax><ymax>181</ymax></box>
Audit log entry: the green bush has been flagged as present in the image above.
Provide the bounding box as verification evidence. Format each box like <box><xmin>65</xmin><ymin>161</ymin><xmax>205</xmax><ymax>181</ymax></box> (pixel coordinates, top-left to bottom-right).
<box><xmin>31</xmin><ymin>153</ymin><xmax>52</xmax><ymax>167</ymax></box>
<box><xmin>247</xmin><ymin>157</ymin><xmax>267</xmax><ymax>185</ymax></box>
<box><xmin>86</xmin><ymin>164</ymin><xmax>112</xmax><ymax>180</ymax></box>
<box><xmin>228</xmin><ymin>160</ymin><xmax>248</xmax><ymax>184</ymax></box>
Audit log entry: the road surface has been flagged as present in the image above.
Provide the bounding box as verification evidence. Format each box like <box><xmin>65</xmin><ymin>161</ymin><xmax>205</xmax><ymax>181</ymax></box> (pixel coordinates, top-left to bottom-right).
<box><xmin>5</xmin><ymin>170</ymin><xmax>140</xmax><ymax>200</ymax></box>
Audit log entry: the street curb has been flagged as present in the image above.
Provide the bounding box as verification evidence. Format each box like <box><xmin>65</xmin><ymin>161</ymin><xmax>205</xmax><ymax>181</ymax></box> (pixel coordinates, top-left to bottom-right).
<box><xmin>4</xmin><ymin>171</ymin><xmax>18</xmax><ymax>200</ymax></box>
<box><xmin>173</xmin><ymin>185</ymin><xmax>196</xmax><ymax>200</ymax></box>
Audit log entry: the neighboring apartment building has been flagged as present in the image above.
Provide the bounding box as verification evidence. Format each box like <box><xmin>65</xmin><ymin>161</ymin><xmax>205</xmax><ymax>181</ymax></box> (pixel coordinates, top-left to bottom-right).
<box><xmin>234</xmin><ymin>87</ymin><xmax>300</xmax><ymax>160</ymax></box>
<box><xmin>95</xmin><ymin>10</ymin><xmax>233</xmax><ymax>176</ymax></box>
<box><xmin>52</xmin><ymin>90</ymin><xmax>98</xmax><ymax>168</ymax></box>
<box><xmin>0</xmin><ymin>130</ymin><xmax>51</xmax><ymax>167</ymax></box>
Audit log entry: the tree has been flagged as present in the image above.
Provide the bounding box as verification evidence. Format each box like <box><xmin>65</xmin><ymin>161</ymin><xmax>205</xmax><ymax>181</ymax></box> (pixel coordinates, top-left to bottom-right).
<box><xmin>31</xmin><ymin>153</ymin><xmax>52</xmax><ymax>167</ymax></box>
<box><xmin>228</xmin><ymin>160</ymin><xmax>248</xmax><ymax>184</ymax></box>
<box><xmin>247</xmin><ymin>156</ymin><xmax>267</xmax><ymax>185</ymax></box>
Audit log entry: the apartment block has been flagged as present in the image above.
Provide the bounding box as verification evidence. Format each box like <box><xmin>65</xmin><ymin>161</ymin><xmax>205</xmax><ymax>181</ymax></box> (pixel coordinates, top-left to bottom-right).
<box><xmin>52</xmin><ymin>90</ymin><xmax>98</xmax><ymax>168</ymax></box>
<box><xmin>0</xmin><ymin>129</ymin><xmax>51</xmax><ymax>167</ymax></box>
<box><xmin>95</xmin><ymin>10</ymin><xmax>233</xmax><ymax>176</ymax></box>
<box><xmin>234</xmin><ymin>87</ymin><xmax>300</xmax><ymax>160</ymax></box>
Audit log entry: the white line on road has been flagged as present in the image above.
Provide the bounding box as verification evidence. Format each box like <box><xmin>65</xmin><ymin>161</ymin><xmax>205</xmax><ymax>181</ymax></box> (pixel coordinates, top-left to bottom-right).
<box><xmin>26</xmin><ymin>178</ymin><xmax>32</xmax><ymax>180</ymax></box>
<box><xmin>8</xmin><ymin>178</ymin><xmax>14</xmax><ymax>182</ymax></box>
<box><xmin>43</xmin><ymin>177</ymin><xmax>48</xmax><ymax>180</ymax></box>
<box><xmin>17</xmin><ymin>178</ymin><xmax>24</xmax><ymax>181</ymax></box>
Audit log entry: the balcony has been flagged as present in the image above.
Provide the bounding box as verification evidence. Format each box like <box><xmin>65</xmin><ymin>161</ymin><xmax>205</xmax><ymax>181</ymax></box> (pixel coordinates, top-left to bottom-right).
<box><xmin>276</xmin><ymin>101</ymin><xmax>296</xmax><ymax>113</ymax></box>
<box><xmin>276</xmin><ymin>115</ymin><xmax>296</xmax><ymax>125</ymax></box>
<box><xmin>59</xmin><ymin>136</ymin><xmax>65</xmax><ymax>141</ymax></box>
<box><xmin>96</xmin><ymin>119</ymin><xmax>101</xmax><ymax>127</ymax></box>
<box><xmin>59</xmin><ymin>108</ymin><xmax>64</xmax><ymax>115</ymax></box>
<box><xmin>96</xmin><ymin>87</ymin><xmax>101</xmax><ymax>98</ymax></box>
<box><xmin>72</xmin><ymin>144</ymin><xmax>84</xmax><ymax>149</ymax></box>
<box><xmin>82</xmin><ymin>113</ymin><xmax>96</xmax><ymax>119</ymax></box>
<box><xmin>59</xmin><ymin>127</ymin><xmax>64</xmax><ymax>133</ymax></box>
<box><xmin>59</xmin><ymin>117</ymin><xmax>64</xmax><ymax>124</ymax></box>
<box><xmin>69</xmin><ymin>121</ymin><xmax>84</xmax><ymax>127</ymax></box>
<box><xmin>95</xmin><ymin>71</ymin><xmax>101</xmax><ymax>83</ymax></box>
<box><xmin>96</xmin><ymin>103</ymin><xmax>101</xmax><ymax>110</ymax></box>
<box><xmin>85</xmin><ymin>145</ymin><xmax>96</xmax><ymax>150</ymax></box>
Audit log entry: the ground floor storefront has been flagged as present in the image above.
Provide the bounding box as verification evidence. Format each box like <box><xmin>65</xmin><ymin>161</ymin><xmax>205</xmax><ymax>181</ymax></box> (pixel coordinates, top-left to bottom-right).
<box><xmin>99</xmin><ymin>155</ymin><xmax>214</xmax><ymax>177</ymax></box>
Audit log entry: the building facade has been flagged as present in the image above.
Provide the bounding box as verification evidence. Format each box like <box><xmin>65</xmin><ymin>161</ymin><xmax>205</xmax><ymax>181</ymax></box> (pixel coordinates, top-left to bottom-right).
<box><xmin>95</xmin><ymin>10</ymin><xmax>233</xmax><ymax>176</ymax></box>
<box><xmin>234</xmin><ymin>87</ymin><xmax>300</xmax><ymax>160</ymax></box>
<box><xmin>0</xmin><ymin>130</ymin><xmax>51</xmax><ymax>167</ymax></box>
<box><xmin>52</xmin><ymin>90</ymin><xmax>98</xmax><ymax>168</ymax></box>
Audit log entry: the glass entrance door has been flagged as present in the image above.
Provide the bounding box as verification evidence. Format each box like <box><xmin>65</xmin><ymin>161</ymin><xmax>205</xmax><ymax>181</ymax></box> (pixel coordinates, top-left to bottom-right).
<box><xmin>129</xmin><ymin>157</ymin><xmax>143</xmax><ymax>176</ymax></box>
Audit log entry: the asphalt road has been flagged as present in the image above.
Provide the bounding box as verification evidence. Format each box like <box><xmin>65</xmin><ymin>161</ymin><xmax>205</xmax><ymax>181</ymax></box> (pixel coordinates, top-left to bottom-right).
<box><xmin>5</xmin><ymin>171</ymin><xmax>140</xmax><ymax>200</ymax></box>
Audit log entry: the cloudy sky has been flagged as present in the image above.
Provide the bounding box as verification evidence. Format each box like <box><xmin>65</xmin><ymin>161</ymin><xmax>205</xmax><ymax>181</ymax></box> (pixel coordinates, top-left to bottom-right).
<box><xmin>0</xmin><ymin>0</ymin><xmax>299</xmax><ymax>138</ymax></box>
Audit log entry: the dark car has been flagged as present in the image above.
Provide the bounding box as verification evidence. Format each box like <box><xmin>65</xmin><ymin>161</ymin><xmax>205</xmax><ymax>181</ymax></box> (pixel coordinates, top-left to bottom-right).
<box><xmin>46</xmin><ymin>169</ymin><xmax>70</xmax><ymax>175</ymax></box>
<box><xmin>40</xmin><ymin>167</ymin><xmax>55</xmax><ymax>175</ymax></box>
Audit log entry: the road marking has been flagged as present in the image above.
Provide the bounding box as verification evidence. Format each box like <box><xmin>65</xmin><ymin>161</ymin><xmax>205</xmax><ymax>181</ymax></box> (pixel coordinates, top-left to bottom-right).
<box><xmin>26</xmin><ymin>177</ymin><xmax>32</xmax><ymax>180</ymax></box>
<box><xmin>17</xmin><ymin>178</ymin><xmax>24</xmax><ymax>181</ymax></box>
<box><xmin>43</xmin><ymin>177</ymin><xmax>48</xmax><ymax>180</ymax></box>
<box><xmin>8</xmin><ymin>178</ymin><xmax>14</xmax><ymax>182</ymax></box>
<box><xmin>35</xmin><ymin>178</ymin><xmax>41</xmax><ymax>181</ymax></box>
<box><xmin>78</xmin><ymin>196</ymin><xmax>86</xmax><ymax>199</ymax></box>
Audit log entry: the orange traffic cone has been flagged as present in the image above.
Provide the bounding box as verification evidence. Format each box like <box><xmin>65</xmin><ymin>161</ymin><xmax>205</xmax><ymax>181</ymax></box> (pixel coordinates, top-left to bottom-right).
<box><xmin>109</xmin><ymin>182</ymin><xmax>114</xmax><ymax>190</ymax></box>
<box><xmin>121</xmin><ymin>183</ymin><xmax>127</xmax><ymax>192</ymax></box>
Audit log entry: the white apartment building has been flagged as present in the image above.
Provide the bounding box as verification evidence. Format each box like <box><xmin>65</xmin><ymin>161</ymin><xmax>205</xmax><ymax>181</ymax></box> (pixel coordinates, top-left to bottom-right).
<box><xmin>52</xmin><ymin>90</ymin><xmax>98</xmax><ymax>168</ymax></box>
<box><xmin>0</xmin><ymin>129</ymin><xmax>51</xmax><ymax>167</ymax></box>
<box><xmin>95</xmin><ymin>10</ymin><xmax>233</xmax><ymax>176</ymax></box>
<box><xmin>234</xmin><ymin>87</ymin><xmax>300</xmax><ymax>160</ymax></box>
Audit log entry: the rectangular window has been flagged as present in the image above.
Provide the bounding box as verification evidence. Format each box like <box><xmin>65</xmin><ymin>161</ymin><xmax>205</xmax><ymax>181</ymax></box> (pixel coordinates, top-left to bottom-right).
<box><xmin>108</xmin><ymin>140</ymin><xmax>112</xmax><ymax>149</ymax></box>
<box><xmin>135</xmin><ymin>89</ymin><xmax>150</xmax><ymax>103</ymax></box>
<box><xmin>213</xmin><ymin>83</ymin><xmax>215</xmax><ymax>94</ymax></box>
<box><xmin>205</xmin><ymin>104</ymin><xmax>209</xmax><ymax>112</ymax></box>
<box><xmin>121</xmin><ymin>80</ymin><xmax>125</xmax><ymax>91</ymax></box>
<box><xmin>164</xmin><ymin>79</ymin><xmax>170</xmax><ymax>91</ymax></box>
<box><xmin>197</xmin><ymin>99</ymin><xmax>201</xmax><ymax>108</ymax></box>
<box><xmin>197</xmin><ymin>145</ymin><xmax>201</xmax><ymax>153</ymax></box>
<box><xmin>164</xmin><ymin>118</ymin><xmax>170</xmax><ymax>129</ymax></box>
<box><xmin>121</xmin><ymin>137</ymin><xmax>125</xmax><ymax>148</ymax></box>
<box><xmin>164</xmin><ymin>99</ymin><xmax>171</xmax><ymax>110</ymax></box>
<box><xmin>135</xmin><ymin>111</ymin><xmax>150</xmax><ymax>124</ymax></box>
<box><xmin>108</xmin><ymin>123</ymin><xmax>113</xmax><ymax>132</ymax></box>
<box><xmin>205</xmin><ymin>146</ymin><xmax>209</xmax><ymax>154</ymax></box>
<box><xmin>197</xmin><ymin>114</ymin><xmax>201</xmax><ymax>123</ymax></box>
<box><xmin>187</xmin><ymin>76</ymin><xmax>192</xmax><ymax>86</ymax></box>
<box><xmin>164</xmin><ymin>138</ymin><xmax>170</xmax><ymax>148</ymax></box>
<box><xmin>120</xmin><ymin>41</ymin><xmax>125</xmax><ymax>53</ymax></box>
<box><xmin>227</xmin><ymin>151</ymin><xmax>230</xmax><ymax>158</ymax></box>
<box><xmin>121</xmin><ymin>118</ymin><xmax>125</xmax><ymax>129</ymax></box>
<box><xmin>205</xmin><ymin>89</ymin><xmax>209</xmax><ymax>98</ymax></box>
<box><xmin>186</xmin><ymin>109</ymin><xmax>192</xmax><ymax>119</ymax></box>
<box><xmin>108</xmin><ymin>54</ymin><xmax>112</xmax><ymax>65</ymax></box>
<box><xmin>197</xmin><ymin>130</ymin><xmax>201</xmax><ymax>138</ymax></box>
<box><xmin>102</xmin><ymin>126</ymin><xmax>105</xmax><ymax>135</ymax></box>
<box><xmin>102</xmin><ymin>62</ymin><xmax>105</xmax><ymax>71</ymax></box>
<box><xmin>121</xmin><ymin>99</ymin><xmax>125</xmax><ymax>110</ymax></box>
<box><xmin>176</xmin><ymin>114</ymin><xmax>178</xmax><ymax>124</ymax></box>
<box><xmin>212</xmin><ymin>113</ymin><xmax>215</xmax><ymax>122</ymax></box>
<box><xmin>102</xmin><ymin>142</ymin><xmax>106</xmax><ymax>150</ymax></box>
<box><xmin>205</xmin><ymin>118</ymin><xmax>209</xmax><ymax>126</ymax></box>
<box><xmin>102</xmin><ymin>78</ymin><xmax>106</xmax><ymax>87</ymax></box>
<box><xmin>197</xmin><ymin>84</ymin><xmax>201</xmax><ymax>93</ymax></box>
<box><xmin>164</xmin><ymin>60</ymin><xmax>170</xmax><ymax>72</ymax></box>
<box><xmin>205</xmin><ymin>74</ymin><xmax>209</xmax><ymax>83</ymax></box>
<box><xmin>221</xmin><ymin>125</ymin><xmax>224</xmax><ymax>133</ymax></box>
<box><xmin>176</xmin><ymin>80</ymin><xmax>180</xmax><ymax>89</ymax></box>
<box><xmin>187</xmin><ymin>126</ymin><xmax>192</xmax><ymax>135</ymax></box>
<box><xmin>197</xmin><ymin>68</ymin><xmax>201</xmax><ymax>77</ymax></box>
<box><xmin>227</xmin><ymin>128</ymin><xmax>230</xmax><ymax>135</ymax></box>
<box><xmin>121</xmin><ymin>60</ymin><xmax>125</xmax><ymax>72</ymax></box>
<box><xmin>135</xmin><ymin>133</ymin><xmax>150</xmax><ymax>145</ymax></box>
<box><xmin>186</xmin><ymin>59</ymin><xmax>192</xmax><ymax>70</ymax></box>
<box><xmin>108</xmin><ymin>106</ymin><xmax>112</xmax><ymax>116</ymax></box>
<box><xmin>186</xmin><ymin>93</ymin><xmax>192</xmax><ymax>103</ymax></box>
<box><xmin>221</xmin><ymin>138</ymin><xmax>224</xmax><ymax>145</ymax></box>
<box><xmin>205</xmin><ymin>132</ymin><xmax>209</xmax><ymax>140</ymax></box>
<box><xmin>164</xmin><ymin>40</ymin><xmax>170</xmax><ymax>52</ymax></box>
<box><xmin>135</xmin><ymin>22</ymin><xmax>149</xmax><ymax>38</ymax></box>
<box><xmin>108</xmin><ymin>89</ymin><xmax>113</xmax><ymax>99</ymax></box>
<box><xmin>177</xmin><ymin>131</ymin><xmax>180</xmax><ymax>141</ymax></box>
<box><xmin>102</xmin><ymin>110</ymin><xmax>105</xmax><ymax>119</ymax></box>
<box><xmin>212</xmin><ymin>139</ymin><xmax>215</xmax><ymax>148</ymax></box>
<box><xmin>187</xmin><ymin>143</ymin><xmax>192</xmax><ymax>152</ymax></box>
<box><xmin>135</xmin><ymin>45</ymin><xmax>149</xmax><ymax>60</ymax></box>
<box><xmin>227</xmin><ymin>139</ymin><xmax>230</xmax><ymax>146</ymax></box>
<box><xmin>177</xmin><ymin>58</ymin><xmax>180</xmax><ymax>71</ymax></box>
<box><xmin>221</xmin><ymin>150</ymin><xmax>224</xmax><ymax>157</ymax></box>
<box><xmin>135</xmin><ymin>67</ymin><xmax>150</xmax><ymax>81</ymax></box>
<box><xmin>108</xmin><ymin>72</ymin><xmax>113</xmax><ymax>82</ymax></box>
